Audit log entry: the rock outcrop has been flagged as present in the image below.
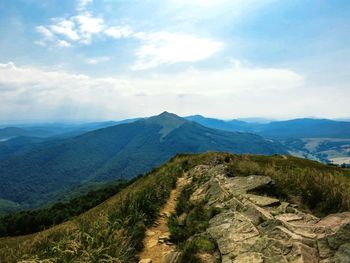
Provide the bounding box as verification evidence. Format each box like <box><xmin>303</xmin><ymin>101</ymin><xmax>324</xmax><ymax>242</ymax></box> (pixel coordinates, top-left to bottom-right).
<box><xmin>186</xmin><ymin>165</ymin><xmax>350</xmax><ymax>263</ymax></box>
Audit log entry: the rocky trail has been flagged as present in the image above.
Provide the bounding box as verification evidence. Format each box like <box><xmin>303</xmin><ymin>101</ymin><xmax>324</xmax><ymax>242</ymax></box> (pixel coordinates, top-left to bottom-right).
<box><xmin>138</xmin><ymin>176</ymin><xmax>187</xmax><ymax>263</ymax></box>
<box><xmin>139</xmin><ymin>164</ymin><xmax>350</xmax><ymax>263</ymax></box>
<box><xmin>189</xmin><ymin>164</ymin><xmax>350</xmax><ymax>263</ymax></box>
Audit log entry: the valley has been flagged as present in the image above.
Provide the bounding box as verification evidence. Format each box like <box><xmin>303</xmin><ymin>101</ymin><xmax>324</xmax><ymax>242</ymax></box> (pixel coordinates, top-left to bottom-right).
<box><xmin>0</xmin><ymin>112</ymin><xmax>285</xmax><ymax>212</ymax></box>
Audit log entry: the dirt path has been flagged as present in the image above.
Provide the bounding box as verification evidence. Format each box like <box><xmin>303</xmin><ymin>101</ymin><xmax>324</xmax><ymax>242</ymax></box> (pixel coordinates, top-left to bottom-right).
<box><xmin>138</xmin><ymin>176</ymin><xmax>187</xmax><ymax>263</ymax></box>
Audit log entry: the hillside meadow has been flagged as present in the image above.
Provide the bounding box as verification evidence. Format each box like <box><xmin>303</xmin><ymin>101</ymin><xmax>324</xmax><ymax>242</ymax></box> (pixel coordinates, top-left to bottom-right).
<box><xmin>0</xmin><ymin>152</ymin><xmax>349</xmax><ymax>262</ymax></box>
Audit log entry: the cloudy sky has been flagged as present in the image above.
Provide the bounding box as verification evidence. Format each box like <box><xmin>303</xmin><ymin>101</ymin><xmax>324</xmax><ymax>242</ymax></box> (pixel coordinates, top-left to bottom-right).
<box><xmin>0</xmin><ymin>0</ymin><xmax>349</xmax><ymax>122</ymax></box>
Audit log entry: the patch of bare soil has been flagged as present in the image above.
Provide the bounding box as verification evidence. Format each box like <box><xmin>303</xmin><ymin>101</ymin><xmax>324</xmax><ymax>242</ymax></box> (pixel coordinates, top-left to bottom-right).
<box><xmin>138</xmin><ymin>177</ymin><xmax>187</xmax><ymax>263</ymax></box>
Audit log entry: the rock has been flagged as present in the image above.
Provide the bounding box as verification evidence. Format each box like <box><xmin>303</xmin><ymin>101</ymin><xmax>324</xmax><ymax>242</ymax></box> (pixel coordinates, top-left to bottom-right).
<box><xmin>190</xmin><ymin>181</ymin><xmax>209</xmax><ymax>204</ymax></box>
<box><xmin>241</xmin><ymin>199</ymin><xmax>274</xmax><ymax>225</ymax></box>
<box><xmin>317</xmin><ymin>216</ymin><xmax>350</xmax><ymax>259</ymax></box>
<box><xmin>277</xmin><ymin>202</ymin><xmax>290</xmax><ymax>213</ymax></box>
<box><xmin>139</xmin><ymin>259</ymin><xmax>152</xmax><ymax>263</ymax></box>
<box><xmin>196</xmin><ymin>252</ymin><xmax>216</xmax><ymax>263</ymax></box>
<box><xmin>244</xmin><ymin>194</ymin><xmax>280</xmax><ymax>207</ymax></box>
<box><xmin>158</xmin><ymin>232</ymin><xmax>170</xmax><ymax>243</ymax></box>
<box><xmin>224</xmin><ymin>175</ymin><xmax>273</xmax><ymax>194</ymax></box>
<box><xmin>183</xmin><ymin>165</ymin><xmax>350</xmax><ymax>263</ymax></box>
<box><xmin>232</xmin><ymin>252</ymin><xmax>264</xmax><ymax>263</ymax></box>
<box><xmin>275</xmin><ymin>213</ymin><xmax>303</xmax><ymax>222</ymax></box>
<box><xmin>333</xmin><ymin>243</ymin><xmax>350</xmax><ymax>263</ymax></box>
<box><xmin>286</xmin><ymin>242</ymin><xmax>318</xmax><ymax>263</ymax></box>
<box><xmin>208</xmin><ymin>211</ymin><xmax>260</xmax><ymax>256</ymax></box>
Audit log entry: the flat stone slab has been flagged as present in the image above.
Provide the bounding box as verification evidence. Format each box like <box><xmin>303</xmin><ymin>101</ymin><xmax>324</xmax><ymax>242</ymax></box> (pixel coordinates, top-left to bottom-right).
<box><xmin>244</xmin><ymin>194</ymin><xmax>280</xmax><ymax>207</ymax></box>
<box><xmin>276</xmin><ymin>213</ymin><xmax>303</xmax><ymax>222</ymax></box>
<box><xmin>225</xmin><ymin>175</ymin><xmax>273</xmax><ymax>194</ymax></box>
<box><xmin>208</xmin><ymin>211</ymin><xmax>260</xmax><ymax>255</ymax></box>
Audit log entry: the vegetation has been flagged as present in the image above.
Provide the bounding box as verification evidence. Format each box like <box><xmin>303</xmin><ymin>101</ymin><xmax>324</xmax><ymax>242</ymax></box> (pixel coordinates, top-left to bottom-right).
<box><xmin>0</xmin><ymin>156</ymin><xmax>186</xmax><ymax>262</ymax></box>
<box><xmin>0</xmin><ymin>180</ymin><xmax>131</xmax><ymax>237</ymax></box>
<box><xmin>0</xmin><ymin>113</ymin><xmax>286</xmax><ymax>213</ymax></box>
<box><xmin>168</xmin><ymin>171</ymin><xmax>220</xmax><ymax>262</ymax></box>
<box><xmin>225</xmin><ymin>154</ymin><xmax>350</xmax><ymax>215</ymax></box>
<box><xmin>179</xmin><ymin>236</ymin><xmax>217</xmax><ymax>263</ymax></box>
<box><xmin>0</xmin><ymin>152</ymin><xmax>349</xmax><ymax>262</ymax></box>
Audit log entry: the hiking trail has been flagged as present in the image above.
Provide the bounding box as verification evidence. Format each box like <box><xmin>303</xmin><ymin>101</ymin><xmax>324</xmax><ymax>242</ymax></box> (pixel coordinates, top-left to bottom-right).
<box><xmin>138</xmin><ymin>176</ymin><xmax>187</xmax><ymax>263</ymax></box>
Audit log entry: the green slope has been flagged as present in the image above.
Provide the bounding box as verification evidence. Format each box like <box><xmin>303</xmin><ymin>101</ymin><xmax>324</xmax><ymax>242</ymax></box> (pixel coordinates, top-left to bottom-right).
<box><xmin>0</xmin><ymin>112</ymin><xmax>286</xmax><ymax>210</ymax></box>
<box><xmin>0</xmin><ymin>153</ymin><xmax>349</xmax><ymax>262</ymax></box>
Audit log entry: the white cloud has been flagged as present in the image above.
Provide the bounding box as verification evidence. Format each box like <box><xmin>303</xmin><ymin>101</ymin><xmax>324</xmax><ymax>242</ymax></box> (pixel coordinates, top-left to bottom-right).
<box><xmin>76</xmin><ymin>0</ymin><xmax>93</xmax><ymax>12</ymax></box>
<box><xmin>35</xmin><ymin>2</ymin><xmax>223</xmax><ymax>69</ymax></box>
<box><xmin>104</xmin><ymin>26</ymin><xmax>133</xmax><ymax>39</ymax></box>
<box><xmin>86</xmin><ymin>56</ymin><xmax>110</xmax><ymax>64</ymax></box>
<box><xmin>36</xmin><ymin>15</ymin><xmax>105</xmax><ymax>46</ymax></box>
<box><xmin>35</xmin><ymin>0</ymin><xmax>127</xmax><ymax>47</ymax></box>
<box><xmin>49</xmin><ymin>19</ymin><xmax>80</xmax><ymax>41</ymax></box>
<box><xmin>3</xmin><ymin>61</ymin><xmax>347</xmax><ymax>121</ymax></box>
<box><xmin>73</xmin><ymin>14</ymin><xmax>105</xmax><ymax>44</ymax></box>
<box><xmin>132</xmin><ymin>32</ymin><xmax>223</xmax><ymax>70</ymax></box>
<box><xmin>36</xmin><ymin>26</ymin><xmax>54</xmax><ymax>40</ymax></box>
<box><xmin>56</xmin><ymin>40</ymin><xmax>72</xmax><ymax>48</ymax></box>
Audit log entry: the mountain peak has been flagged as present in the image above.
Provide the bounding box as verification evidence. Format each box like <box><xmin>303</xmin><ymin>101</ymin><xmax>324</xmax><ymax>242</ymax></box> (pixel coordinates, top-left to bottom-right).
<box><xmin>157</xmin><ymin>111</ymin><xmax>182</xmax><ymax>118</ymax></box>
<box><xmin>145</xmin><ymin>112</ymin><xmax>187</xmax><ymax>138</ymax></box>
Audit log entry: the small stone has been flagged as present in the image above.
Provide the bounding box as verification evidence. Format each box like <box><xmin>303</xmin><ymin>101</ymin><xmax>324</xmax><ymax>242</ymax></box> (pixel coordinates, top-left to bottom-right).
<box><xmin>139</xmin><ymin>259</ymin><xmax>152</xmax><ymax>263</ymax></box>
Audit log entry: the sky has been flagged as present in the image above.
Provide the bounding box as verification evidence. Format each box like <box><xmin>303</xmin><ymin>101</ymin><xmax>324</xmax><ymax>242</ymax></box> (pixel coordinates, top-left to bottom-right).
<box><xmin>0</xmin><ymin>0</ymin><xmax>349</xmax><ymax>122</ymax></box>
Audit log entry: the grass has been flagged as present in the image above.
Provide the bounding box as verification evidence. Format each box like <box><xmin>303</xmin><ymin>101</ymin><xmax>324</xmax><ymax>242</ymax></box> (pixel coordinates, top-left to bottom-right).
<box><xmin>0</xmin><ymin>152</ymin><xmax>349</xmax><ymax>262</ymax></box>
<box><xmin>168</xmin><ymin>168</ymin><xmax>221</xmax><ymax>262</ymax></box>
<box><xmin>0</xmin><ymin>156</ymin><xmax>184</xmax><ymax>262</ymax></box>
<box><xmin>234</xmin><ymin>154</ymin><xmax>350</xmax><ymax>215</ymax></box>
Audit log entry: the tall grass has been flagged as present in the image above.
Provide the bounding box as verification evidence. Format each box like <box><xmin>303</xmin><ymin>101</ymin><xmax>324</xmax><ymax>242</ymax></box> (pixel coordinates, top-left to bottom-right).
<box><xmin>0</xmin><ymin>159</ymin><xmax>183</xmax><ymax>262</ymax></box>
<box><xmin>0</xmin><ymin>152</ymin><xmax>349</xmax><ymax>262</ymax></box>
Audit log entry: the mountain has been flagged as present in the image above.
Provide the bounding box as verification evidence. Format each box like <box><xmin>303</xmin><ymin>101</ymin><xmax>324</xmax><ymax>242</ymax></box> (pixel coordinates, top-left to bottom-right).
<box><xmin>236</xmin><ymin>117</ymin><xmax>275</xmax><ymax>123</ymax></box>
<box><xmin>0</xmin><ymin>127</ymin><xmax>54</xmax><ymax>141</ymax></box>
<box><xmin>187</xmin><ymin>116</ymin><xmax>350</xmax><ymax>164</ymax></box>
<box><xmin>0</xmin><ymin>136</ymin><xmax>48</xmax><ymax>159</ymax></box>
<box><xmin>1</xmin><ymin>153</ymin><xmax>349</xmax><ymax>262</ymax></box>
<box><xmin>256</xmin><ymin>118</ymin><xmax>350</xmax><ymax>139</ymax></box>
<box><xmin>0</xmin><ymin>112</ymin><xmax>285</xmax><ymax>211</ymax></box>
<box><xmin>185</xmin><ymin>115</ymin><xmax>253</xmax><ymax>132</ymax></box>
<box><xmin>0</xmin><ymin>121</ymin><xmax>130</xmax><ymax>160</ymax></box>
<box><xmin>186</xmin><ymin>116</ymin><xmax>350</xmax><ymax>139</ymax></box>
<box><xmin>0</xmin><ymin>121</ymin><xmax>121</xmax><ymax>141</ymax></box>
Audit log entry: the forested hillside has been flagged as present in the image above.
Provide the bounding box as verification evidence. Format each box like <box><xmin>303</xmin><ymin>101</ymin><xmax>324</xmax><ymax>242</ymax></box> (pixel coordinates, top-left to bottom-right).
<box><xmin>0</xmin><ymin>112</ymin><xmax>285</xmax><ymax>211</ymax></box>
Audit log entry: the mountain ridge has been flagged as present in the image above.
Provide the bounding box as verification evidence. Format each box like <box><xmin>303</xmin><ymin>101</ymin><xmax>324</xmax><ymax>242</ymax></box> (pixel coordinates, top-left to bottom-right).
<box><xmin>0</xmin><ymin>112</ymin><xmax>285</xmax><ymax>211</ymax></box>
<box><xmin>1</xmin><ymin>153</ymin><xmax>349</xmax><ymax>262</ymax></box>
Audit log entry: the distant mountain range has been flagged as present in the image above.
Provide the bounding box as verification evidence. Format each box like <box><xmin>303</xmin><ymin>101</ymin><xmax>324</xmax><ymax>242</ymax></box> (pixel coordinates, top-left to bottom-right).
<box><xmin>185</xmin><ymin>115</ymin><xmax>350</xmax><ymax>139</ymax></box>
<box><xmin>0</xmin><ymin>112</ymin><xmax>285</xmax><ymax>212</ymax></box>
<box><xmin>0</xmin><ymin>120</ymin><xmax>135</xmax><ymax>141</ymax></box>
<box><xmin>184</xmin><ymin>115</ymin><xmax>350</xmax><ymax>165</ymax></box>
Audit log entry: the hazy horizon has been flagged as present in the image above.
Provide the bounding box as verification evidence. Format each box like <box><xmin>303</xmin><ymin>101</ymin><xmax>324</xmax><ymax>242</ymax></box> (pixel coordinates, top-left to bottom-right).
<box><xmin>1</xmin><ymin>112</ymin><xmax>350</xmax><ymax>126</ymax></box>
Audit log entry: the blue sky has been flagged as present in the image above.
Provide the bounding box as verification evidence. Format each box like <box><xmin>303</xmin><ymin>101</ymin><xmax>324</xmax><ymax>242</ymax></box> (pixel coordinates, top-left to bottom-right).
<box><xmin>0</xmin><ymin>0</ymin><xmax>349</xmax><ymax>121</ymax></box>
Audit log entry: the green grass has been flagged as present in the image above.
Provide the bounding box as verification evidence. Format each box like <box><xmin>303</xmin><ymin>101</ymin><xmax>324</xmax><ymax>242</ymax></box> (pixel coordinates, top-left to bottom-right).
<box><xmin>0</xmin><ymin>152</ymin><xmax>349</xmax><ymax>262</ymax></box>
<box><xmin>0</xmin><ymin>180</ymin><xmax>131</xmax><ymax>237</ymax></box>
<box><xmin>0</xmin><ymin>156</ymin><xmax>185</xmax><ymax>262</ymax></box>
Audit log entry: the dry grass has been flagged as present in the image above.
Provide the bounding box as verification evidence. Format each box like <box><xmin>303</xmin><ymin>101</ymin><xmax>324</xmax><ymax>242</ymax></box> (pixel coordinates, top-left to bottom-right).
<box><xmin>0</xmin><ymin>152</ymin><xmax>349</xmax><ymax>262</ymax></box>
